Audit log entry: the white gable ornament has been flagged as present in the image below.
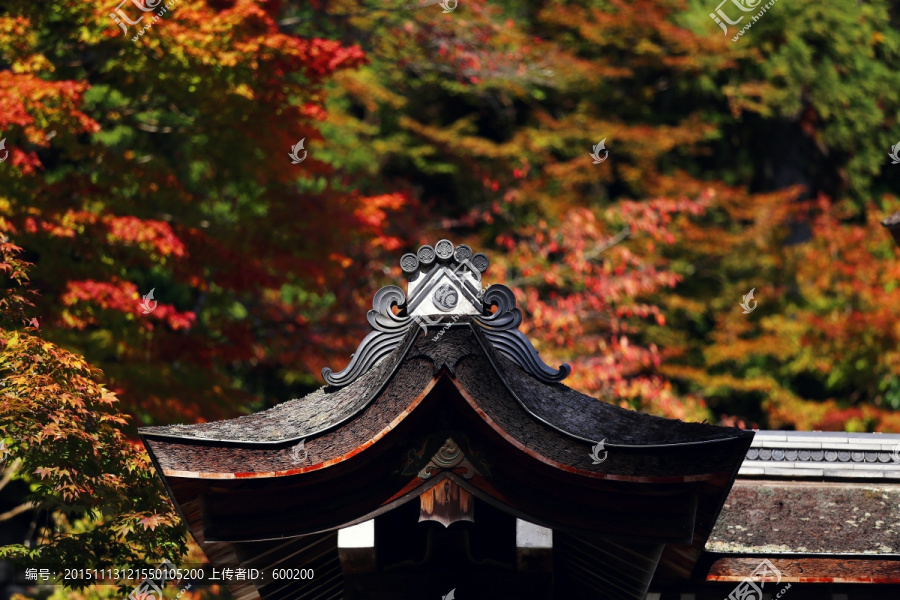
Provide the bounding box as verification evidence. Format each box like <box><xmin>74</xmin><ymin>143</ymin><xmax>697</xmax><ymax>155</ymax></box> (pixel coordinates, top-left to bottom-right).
<box><xmin>321</xmin><ymin>239</ymin><xmax>570</xmax><ymax>387</ymax></box>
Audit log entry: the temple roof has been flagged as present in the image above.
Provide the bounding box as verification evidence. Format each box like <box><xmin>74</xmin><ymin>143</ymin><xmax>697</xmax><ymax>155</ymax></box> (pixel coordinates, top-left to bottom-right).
<box><xmin>141</xmin><ymin>320</ymin><xmax>745</xmax><ymax>449</ymax></box>
<box><xmin>138</xmin><ymin>239</ymin><xmax>758</xmax><ymax>600</ymax></box>
<box><xmin>133</xmin><ymin>238</ymin><xmax>900</xmax><ymax>593</ymax></box>
<box><xmin>708</xmin><ymin>480</ymin><xmax>900</xmax><ymax>554</ymax></box>
<box><xmin>140</xmin><ymin>320</ymin><xmax>751</xmax><ymax>483</ymax></box>
<box><xmin>141</xmin><ymin>333</ymin><xmax>405</xmax><ymax>444</ymax></box>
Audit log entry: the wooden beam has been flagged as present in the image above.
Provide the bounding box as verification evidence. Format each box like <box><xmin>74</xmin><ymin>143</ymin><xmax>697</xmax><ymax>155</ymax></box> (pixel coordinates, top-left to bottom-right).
<box><xmin>706</xmin><ymin>556</ymin><xmax>900</xmax><ymax>584</ymax></box>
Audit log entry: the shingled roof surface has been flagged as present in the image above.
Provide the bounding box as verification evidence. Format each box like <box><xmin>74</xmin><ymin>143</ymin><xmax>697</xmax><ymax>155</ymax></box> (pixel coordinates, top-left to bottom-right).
<box><xmin>707</xmin><ymin>481</ymin><xmax>900</xmax><ymax>554</ymax></box>
<box><xmin>490</xmin><ymin>348</ymin><xmax>738</xmax><ymax>446</ymax></box>
<box><xmin>141</xmin><ymin>320</ymin><xmax>746</xmax><ymax>448</ymax></box>
<box><xmin>139</xmin><ymin>325</ymin><xmax>415</xmax><ymax>443</ymax></box>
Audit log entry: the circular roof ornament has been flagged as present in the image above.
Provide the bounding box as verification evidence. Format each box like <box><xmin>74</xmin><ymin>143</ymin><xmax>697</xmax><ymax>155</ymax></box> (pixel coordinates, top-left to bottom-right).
<box><xmin>471</xmin><ymin>253</ymin><xmax>489</xmax><ymax>273</ymax></box>
<box><xmin>400</xmin><ymin>253</ymin><xmax>419</xmax><ymax>273</ymax></box>
<box><xmin>434</xmin><ymin>239</ymin><xmax>454</xmax><ymax>260</ymax></box>
<box><xmin>433</xmin><ymin>284</ymin><xmax>458</xmax><ymax>312</ymax></box>
<box><xmin>417</xmin><ymin>245</ymin><xmax>436</xmax><ymax>265</ymax></box>
<box><xmin>454</xmin><ymin>244</ymin><xmax>473</xmax><ymax>263</ymax></box>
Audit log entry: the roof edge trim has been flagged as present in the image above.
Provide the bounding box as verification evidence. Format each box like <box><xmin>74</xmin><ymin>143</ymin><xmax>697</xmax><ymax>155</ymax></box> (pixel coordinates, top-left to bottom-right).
<box><xmin>466</xmin><ymin>324</ymin><xmax>752</xmax><ymax>449</ymax></box>
<box><xmin>149</xmin><ymin>377</ymin><xmax>441</xmax><ymax>479</ymax></box>
<box><xmin>139</xmin><ymin>328</ymin><xmax>422</xmax><ymax>445</ymax></box>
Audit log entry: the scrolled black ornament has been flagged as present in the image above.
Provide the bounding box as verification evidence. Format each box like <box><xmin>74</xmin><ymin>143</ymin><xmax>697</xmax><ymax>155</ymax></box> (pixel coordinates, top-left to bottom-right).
<box><xmin>322</xmin><ymin>240</ymin><xmax>570</xmax><ymax>388</ymax></box>
<box><xmin>475</xmin><ymin>284</ymin><xmax>571</xmax><ymax>384</ymax></box>
<box><xmin>322</xmin><ymin>285</ymin><xmax>411</xmax><ymax>387</ymax></box>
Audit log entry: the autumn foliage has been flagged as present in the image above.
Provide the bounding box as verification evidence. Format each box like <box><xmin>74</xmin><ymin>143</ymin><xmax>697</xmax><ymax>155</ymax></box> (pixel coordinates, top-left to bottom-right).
<box><xmin>1</xmin><ymin>0</ymin><xmax>900</xmax><ymax>596</ymax></box>
<box><xmin>0</xmin><ymin>0</ymin><xmax>419</xmax><ymax>430</ymax></box>
<box><xmin>309</xmin><ymin>0</ymin><xmax>900</xmax><ymax>429</ymax></box>
<box><xmin>0</xmin><ymin>240</ymin><xmax>186</xmax><ymax>591</ymax></box>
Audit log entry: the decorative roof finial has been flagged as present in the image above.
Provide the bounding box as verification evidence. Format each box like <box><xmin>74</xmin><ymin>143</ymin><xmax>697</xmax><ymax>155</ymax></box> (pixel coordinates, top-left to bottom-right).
<box><xmin>321</xmin><ymin>240</ymin><xmax>570</xmax><ymax>387</ymax></box>
<box><xmin>399</xmin><ymin>240</ymin><xmax>489</xmax><ymax>317</ymax></box>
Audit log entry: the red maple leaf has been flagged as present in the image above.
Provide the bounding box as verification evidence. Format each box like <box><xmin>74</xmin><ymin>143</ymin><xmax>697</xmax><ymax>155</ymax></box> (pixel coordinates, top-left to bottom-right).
<box><xmin>138</xmin><ymin>514</ymin><xmax>166</xmax><ymax>531</ymax></box>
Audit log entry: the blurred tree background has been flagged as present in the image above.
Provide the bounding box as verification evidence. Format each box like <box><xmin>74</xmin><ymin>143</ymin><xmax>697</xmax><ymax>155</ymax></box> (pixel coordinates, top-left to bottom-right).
<box><xmin>1</xmin><ymin>0</ymin><xmax>899</xmax><ymax>597</ymax></box>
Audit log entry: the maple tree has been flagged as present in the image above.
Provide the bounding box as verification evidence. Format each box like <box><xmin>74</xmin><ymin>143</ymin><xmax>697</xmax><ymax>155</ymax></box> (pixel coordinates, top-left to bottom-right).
<box><xmin>0</xmin><ymin>0</ymin><xmax>419</xmax><ymax>430</ymax></box>
<box><xmin>0</xmin><ymin>0</ymin><xmax>417</xmax><ymax>596</ymax></box>
<box><xmin>671</xmin><ymin>194</ymin><xmax>900</xmax><ymax>432</ymax></box>
<box><xmin>0</xmin><ymin>238</ymin><xmax>188</xmax><ymax>595</ymax></box>
<box><xmin>644</xmin><ymin>0</ymin><xmax>900</xmax><ymax>431</ymax></box>
<box><xmin>2</xmin><ymin>0</ymin><xmax>900</xmax><ymax>593</ymax></box>
<box><xmin>306</xmin><ymin>0</ymin><xmax>900</xmax><ymax>431</ymax></box>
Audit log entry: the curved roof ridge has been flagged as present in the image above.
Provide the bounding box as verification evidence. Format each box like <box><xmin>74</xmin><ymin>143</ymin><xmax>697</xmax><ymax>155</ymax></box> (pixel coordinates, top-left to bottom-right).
<box><xmin>464</xmin><ymin>323</ymin><xmax>751</xmax><ymax>448</ymax></box>
<box><xmin>141</xmin><ymin>321</ymin><xmax>752</xmax><ymax>449</ymax></box>
<box><xmin>139</xmin><ymin>325</ymin><xmax>422</xmax><ymax>444</ymax></box>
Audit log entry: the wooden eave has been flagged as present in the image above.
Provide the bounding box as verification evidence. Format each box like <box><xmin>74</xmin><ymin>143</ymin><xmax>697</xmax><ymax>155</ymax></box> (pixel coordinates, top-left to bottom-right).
<box><xmin>140</xmin><ymin>323</ymin><xmax>752</xmax><ymax>479</ymax></box>
<box><xmin>140</xmin><ymin>326</ymin><xmax>752</xmax><ymax>540</ymax></box>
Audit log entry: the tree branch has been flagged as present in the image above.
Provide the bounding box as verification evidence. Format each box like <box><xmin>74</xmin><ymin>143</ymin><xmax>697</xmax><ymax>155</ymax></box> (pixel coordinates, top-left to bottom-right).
<box><xmin>0</xmin><ymin>501</ymin><xmax>36</xmax><ymax>522</ymax></box>
<box><xmin>585</xmin><ymin>225</ymin><xmax>631</xmax><ymax>260</ymax></box>
<box><xmin>0</xmin><ymin>457</ymin><xmax>22</xmax><ymax>494</ymax></box>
